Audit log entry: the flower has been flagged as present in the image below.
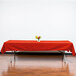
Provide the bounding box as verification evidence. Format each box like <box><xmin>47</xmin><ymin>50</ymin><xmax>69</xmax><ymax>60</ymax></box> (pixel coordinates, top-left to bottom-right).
<box><xmin>39</xmin><ymin>36</ymin><xmax>41</xmax><ymax>38</ymax></box>
<box><xmin>35</xmin><ymin>36</ymin><xmax>41</xmax><ymax>39</ymax></box>
<box><xmin>35</xmin><ymin>36</ymin><xmax>38</xmax><ymax>39</ymax></box>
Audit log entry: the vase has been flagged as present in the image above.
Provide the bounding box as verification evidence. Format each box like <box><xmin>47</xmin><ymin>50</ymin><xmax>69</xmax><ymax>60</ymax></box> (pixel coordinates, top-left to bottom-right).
<box><xmin>37</xmin><ymin>39</ymin><xmax>40</xmax><ymax>42</ymax></box>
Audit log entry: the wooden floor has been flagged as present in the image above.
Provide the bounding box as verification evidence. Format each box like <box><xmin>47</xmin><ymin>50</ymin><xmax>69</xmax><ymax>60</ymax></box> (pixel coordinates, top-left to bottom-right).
<box><xmin>0</xmin><ymin>54</ymin><xmax>76</xmax><ymax>76</ymax></box>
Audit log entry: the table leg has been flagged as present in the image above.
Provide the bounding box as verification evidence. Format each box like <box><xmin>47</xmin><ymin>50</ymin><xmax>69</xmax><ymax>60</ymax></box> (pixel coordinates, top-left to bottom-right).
<box><xmin>14</xmin><ymin>51</ymin><xmax>16</xmax><ymax>62</ymax></box>
<box><xmin>57</xmin><ymin>51</ymin><xmax>66</xmax><ymax>63</ymax></box>
<box><xmin>10</xmin><ymin>51</ymin><xmax>13</xmax><ymax>63</ymax></box>
<box><xmin>62</xmin><ymin>51</ymin><xmax>66</xmax><ymax>63</ymax></box>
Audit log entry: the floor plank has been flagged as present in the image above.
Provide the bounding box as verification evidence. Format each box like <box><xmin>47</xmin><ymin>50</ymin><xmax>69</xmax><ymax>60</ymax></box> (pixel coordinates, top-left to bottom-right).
<box><xmin>0</xmin><ymin>54</ymin><xmax>76</xmax><ymax>76</ymax></box>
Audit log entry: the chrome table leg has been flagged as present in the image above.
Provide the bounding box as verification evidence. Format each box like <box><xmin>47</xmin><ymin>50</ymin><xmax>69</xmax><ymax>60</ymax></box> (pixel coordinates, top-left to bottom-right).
<box><xmin>14</xmin><ymin>51</ymin><xmax>16</xmax><ymax>62</ymax></box>
<box><xmin>57</xmin><ymin>51</ymin><xmax>66</xmax><ymax>63</ymax></box>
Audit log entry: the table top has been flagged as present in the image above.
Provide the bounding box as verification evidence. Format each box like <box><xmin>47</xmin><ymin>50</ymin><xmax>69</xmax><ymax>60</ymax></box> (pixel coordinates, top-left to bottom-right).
<box><xmin>4</xmin><ymin>40</ymin><xmax>72</xmax><ymax>43</ymax></box>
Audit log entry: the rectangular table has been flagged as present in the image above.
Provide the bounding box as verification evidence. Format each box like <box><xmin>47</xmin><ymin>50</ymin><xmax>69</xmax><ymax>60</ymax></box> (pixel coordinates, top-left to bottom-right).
<box><xmin>1</xmin><ymin>40</ymin><xmax>75</xmax><ymax>56</ymax></box>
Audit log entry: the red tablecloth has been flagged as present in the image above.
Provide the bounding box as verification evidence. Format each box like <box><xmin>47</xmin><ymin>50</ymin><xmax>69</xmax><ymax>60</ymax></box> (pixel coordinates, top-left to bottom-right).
<box><xmin>1</xmin><ymin>40</ymin><xmax>75</xmax><ymax>56</ymax></box>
